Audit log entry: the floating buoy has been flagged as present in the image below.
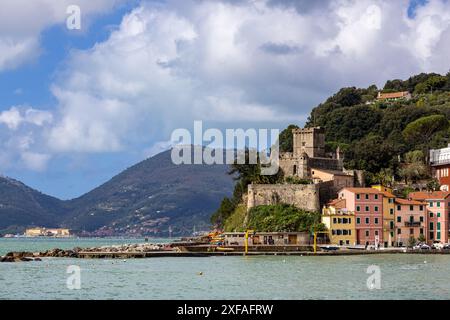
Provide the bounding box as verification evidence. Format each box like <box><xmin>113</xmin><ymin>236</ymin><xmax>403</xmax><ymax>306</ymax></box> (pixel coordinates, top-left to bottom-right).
<box><xmin>198</xmin><ymin>272</ymin><xmax>203</xmax><ymax>276</ymax></box>
<box><xmin>424</xmin><ymin>261</ymin><xmax>427</xmax><ymax>264</ymax></box>
<box><xmin>123</xmin><ymin>259</ymin><xmax>127</xmax><ymax>262</ymax></box>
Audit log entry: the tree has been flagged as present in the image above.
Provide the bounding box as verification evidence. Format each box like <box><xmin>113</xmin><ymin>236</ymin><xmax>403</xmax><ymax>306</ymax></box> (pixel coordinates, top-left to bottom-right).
<box><xmin>278</xmin><ymin>124</ymin><xmax>299</xmax><ymax>152</ymax></box>
<box><xmin>426</xmin><ymin>179</ymin><xmax>440</xmax><ymax>191</ymax></box>
<box><xmin>417</xmin><ymin>234</ymin><xmax>426</xmax><ymax>243</ymax></box>
<box><xmin>408</xmin><ymin>236</ymin><xmax>417</xmax><ymax>248</ymax></box>
<box><xmin>374</xmin><ymin>168</ymin><xmax>394</xmax><ymax>187</ymax></box>
<box><xmin>402</xmin><ymin>115</ymin><xmax>449</xmax><ymax>152</ymax></box>
<box><xmin>398</xmin><ymin>150</ymin><xmax>428</xmax><ymax>184</ymax></box>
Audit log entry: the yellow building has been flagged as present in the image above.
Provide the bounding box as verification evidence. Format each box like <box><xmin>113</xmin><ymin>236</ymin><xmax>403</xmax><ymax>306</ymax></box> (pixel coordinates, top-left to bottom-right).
<box><xmin>322</xmin><ymin>199</ymin><xmax>356</xmax><ymax>246</ymax></box>
<box><xmin>372</xmin><ymin>185</ymin><xmax>395</xmax><ymax>247</ymax></box>
<box><xmin>25</xmin><ymin>227</ymin><xmax>71</xmax><ymax>237</ymax></box>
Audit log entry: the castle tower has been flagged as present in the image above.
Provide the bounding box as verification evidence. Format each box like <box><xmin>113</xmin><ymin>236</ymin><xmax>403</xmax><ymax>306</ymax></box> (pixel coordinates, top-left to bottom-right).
<box><xmin>296</xmin><ymin>152</ymin><xmax>310</xmax><ymax>179</ymax></box>
<box><xmin>293</xmin><ymin>127</ymin><xmax>325</xmax><ymax>158</ymax></box>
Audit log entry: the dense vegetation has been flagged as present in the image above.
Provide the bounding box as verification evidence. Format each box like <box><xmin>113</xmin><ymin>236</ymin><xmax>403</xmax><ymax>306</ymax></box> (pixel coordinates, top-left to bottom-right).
<box><xmin>306</xmin><ymin>72</ymin><xmax>450</xmax><ymax>185</ymax></box>
<box><xmin>246</xmin><ymin>205</ymin><xmax>325</xmax><ymax>232</ymax></box>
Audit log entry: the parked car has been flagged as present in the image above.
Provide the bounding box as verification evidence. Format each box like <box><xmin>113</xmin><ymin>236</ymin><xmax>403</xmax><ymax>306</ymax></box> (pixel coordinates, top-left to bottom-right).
<box><xmin>432</xmin><ymin>243</ymin><xmax>444</xmax><ymax>250</ymax></box>
<box><xmin>443</xmin><ymin>244</ymin><xmax>450</xmax><ymax>250</ymax></box>
<box><xmin>413</xmin><ymin>243</ymin><xmax>430</xmax><ymax>250</ymax></box>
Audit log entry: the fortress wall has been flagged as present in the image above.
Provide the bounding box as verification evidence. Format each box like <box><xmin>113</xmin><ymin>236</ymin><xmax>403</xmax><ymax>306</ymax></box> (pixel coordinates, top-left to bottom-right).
<box><xmin>247</xmin><ymin>183</ymin><xmax>321</xmax><ymax>212</ymax></box>
<box><xmin>308</xmin><ymin>158</ymin><xmax>343</xmax><ymax>171</ymax></box>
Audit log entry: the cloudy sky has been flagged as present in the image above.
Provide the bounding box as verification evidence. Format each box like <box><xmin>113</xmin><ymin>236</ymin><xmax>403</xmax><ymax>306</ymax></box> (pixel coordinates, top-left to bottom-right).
<box><xmin>0</xmin><ymin>0</ymin><xmax>449</xmax><ymax>199</ymax></box>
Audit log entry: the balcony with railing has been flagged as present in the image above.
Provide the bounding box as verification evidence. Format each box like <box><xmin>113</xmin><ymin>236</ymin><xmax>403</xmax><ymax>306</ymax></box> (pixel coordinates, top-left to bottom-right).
<box><xmin>404</xmin><ymin>221</ymin><xmax>422</xmax><ymax>227</ymax></box>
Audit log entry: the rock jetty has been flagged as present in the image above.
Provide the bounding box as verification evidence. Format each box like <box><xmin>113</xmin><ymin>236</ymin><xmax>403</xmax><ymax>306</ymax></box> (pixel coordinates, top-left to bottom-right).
<box><xmin>0</xmin><ymin>243</ymin><xmax>167</xmax><ymax>262</ymax></box>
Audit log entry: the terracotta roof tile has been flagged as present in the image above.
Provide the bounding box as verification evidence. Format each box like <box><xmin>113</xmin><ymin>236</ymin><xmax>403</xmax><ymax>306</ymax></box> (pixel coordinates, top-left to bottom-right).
<box><xmin>409</xmin><ymin>191</ymin><xmax>450</xmax><ymax>200</ymax></box>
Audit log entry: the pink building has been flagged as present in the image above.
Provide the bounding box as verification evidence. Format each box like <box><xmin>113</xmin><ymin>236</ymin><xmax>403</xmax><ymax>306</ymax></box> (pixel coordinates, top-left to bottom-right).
<box><xmin>338</xmin><ymin>188</ymin><xmax>383</xmax><ymax>246</ymax></box>
<box><xmin>409</xmin><ymin>191</ymin><xmax>450</xmax><ymax>244</ymax></box>
<box><xmin>394</xmin><ymin>198</ymin><xmax>427</xmax><ymax>246</ymax></box>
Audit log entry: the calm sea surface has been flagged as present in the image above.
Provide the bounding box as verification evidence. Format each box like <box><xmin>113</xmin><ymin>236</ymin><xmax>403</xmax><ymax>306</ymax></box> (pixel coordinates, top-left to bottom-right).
<box><xmin>1</xmin><ymin>238</ymin><xmax>450</xmax><ymax>300</ymax></box>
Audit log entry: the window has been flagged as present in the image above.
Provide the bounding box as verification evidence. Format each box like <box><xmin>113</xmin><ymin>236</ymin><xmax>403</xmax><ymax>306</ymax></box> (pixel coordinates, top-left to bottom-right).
<box><xmin>397</xmin><ymin>205</ymin><xmax>401</xmax><ymax>211</ymax></box>
<box><xmin>397</xmin><ymin>216</ymin><xmax>401</xmax><ymax>222</ymax></box>
<box><xmin>333</xmin><ymin>218</ymin><xmax>337</xmax><ymax>224</ymax></box>
<box><xmin>430</xmin><ymin>232</ymin><xmax>434</xmax><ymax>240</ymax></box>
<box><xmin>365</xmin><ymin>217</ymin><xmax>370</xmax><ymax>224</ymax></box>
<box><xmin>420</xmin><ymin>228</ymin><xmax>424</xmax><ymax>234</ymax></box>
<box><xmin>337</xmin><ymin>230</ymin><xmax>342</xmax><ymax>235</ymax></box>
<box><xmin>356</xmin><ymin>194</ymin><xmax>360</xmax><ymax>200</ymax></box>
<box><xmin>365</xmin><ymin>206</ymin><xmax>369</xmax><ymax>212</ymax></box>
<box><xmin>410</xmin><ymin>205</ymin><xmax>414</xmax><ymax>211</ymax></box>
<box><xmin>356</xmin><ymin>206</ymin><xmax>361</xmax><ymax>212</ymax></box>
<box><xmin>419</xmin><ymin>205</ymin><xmax>424</xmax><ymax>211</ymax></box>
<box><xmin>430</xmin><ymin>222</ymin><xmax>434</xmax><ymax>231</ymax></box>
<box><xmin>390</xmin><ymin>221</ymin><xmax>394</xmax><ymax>229</ymax></box>
<box><xmin>429</xmin><ymin>201</ymin><xmax>433</xmax><ymax>207</ymax></box>
<box><xmin>390</xmin><ymin>208</ymin><xmax>394</xmax><ymax>215</ymax></box>
<box><xmin>332</xmin><ymin>230</ymin><xmax>336</xmax><ymax>235</ymax></box>
<box><xmin>365</xmin><ymin>194</ymin><xmax>369</xmax><ymax>200</ymax></box>
<box><xmin>437</xmin><ymin>212</ymin><xmax>441</xmax><ymax>218</ymax></box>
<box><xmin>420</xmin><ymin>216</ymin><xmax>424</xmax><ymax>222</ymax></box>
<box><xmin>343</xmin><ymin>218</ymin><xmax>348</xmax><ymax>224</ymax></box>
<box><xmin>356</xmin><ymin>217</ymin><xmax>361</xmax><ymax>224</ymax></box>
<box><xmin>410</xmin><ymin>228</ymin><xmax>414</xmax><ymax>235</ymax></box>
<box><xmin>374</xmin><ymin>218</ymin><xmax>379</xmax><ymax>224</ymax></box>
<box><xmin>374</xmin><ymin>206</ymin><xmax>379</xmax><ymax>212</ymax></box>
<box><xmin>430</xmin><ymin>212</ymin><xmax>434</xmax><ymax>218</ymax></box>
<box><xmin>397</xmin><ymin>229</ymin><xmax>401</xmax><ymax>235</ymax></box>
<box><xmin>389</xmin><ymin>198</ymin><xmax>394</xmax><ymax>204</ymax></box>
<box><xmin>437</xmin><ymin>232</ymin><xmax>441</xmax><ymax>240</ymax></box>
<box><xmin>437</xmin><ymin>222</ymin><xmax>441</xmax><ymax>231</ymax></box>
<box><xmin>374</xmin><ymin>230</ymin><xmax>379</xmax><ymax>236</ymax></box>
<box><xmin>343</xmin><ymin>230</ymin><xmax>348</xmax><ymax>235</ymax></box>
<box><xmin>374</xmin><ymin>194</ymin><xmax>378</xmax><ymax>200</ymax></box>
<box><xmin>348</xmin><ymin>230</ymin><xmax>352</xmax><ymax>235</ymax></box>
<box><xmin>348</xmin><ymin>218</ymin><xmax>352</xmax><ymax>224</ymax></box>
<box><xmin>338</xmin><ymin>218</ymin><xmax>342</xmax><ymax>223</ymax></box>
<box><xmin>365</xmin><ymin>230</ymin><xmax>370</xmax><ymax>237</ymax></box>
<box><xmin>437</xmin><ymin>201</ymin><xmax>441</xmax><ymax>207</ymax></box>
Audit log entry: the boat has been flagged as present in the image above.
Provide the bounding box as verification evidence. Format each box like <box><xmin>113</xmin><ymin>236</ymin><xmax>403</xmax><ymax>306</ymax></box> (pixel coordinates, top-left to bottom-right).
<box><xmin>216</xmin><ymin>247</ymin><xmax>235</xmax><ymax>252</ymax></box>
<box><xmin>320</xmin><ymin>245</ymin><xmax>339</xmax><ymax>251</ymax></box>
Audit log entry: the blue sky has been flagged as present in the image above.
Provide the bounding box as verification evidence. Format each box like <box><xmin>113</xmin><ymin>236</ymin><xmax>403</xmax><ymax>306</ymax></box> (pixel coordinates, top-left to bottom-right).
<box><xmin>0</xmin><ymin>0</ymin><xmax>449</xmax><ymax>199</ymax></box>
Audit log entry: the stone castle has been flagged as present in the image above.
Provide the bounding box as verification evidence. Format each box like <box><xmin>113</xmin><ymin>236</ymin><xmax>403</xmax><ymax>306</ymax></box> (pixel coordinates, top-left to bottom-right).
<box><xmin>248</xmin><ymin>126</ymin><xmax>364</xmax><ymax>212</ymax></box>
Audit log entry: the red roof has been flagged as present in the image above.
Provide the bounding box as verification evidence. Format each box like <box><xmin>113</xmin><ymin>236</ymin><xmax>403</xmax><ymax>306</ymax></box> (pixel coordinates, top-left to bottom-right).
<box><xmin>341</xmin><ymin>187</ymin><xmax>381</xmax><ymax>194</ymax></box>
<box><xmin>378</xmin><ymin>91</ymin><xmax>410</xmax><ymax>99</ymax></box>
<box><xmin>327</xmin><ymin>198</ymin><xmax>346</xmax><ymax>209</ymax></box>
<box><xmin>395</xmin><ymin>198</ymin><xmax>425</xmax><ymax>205</ymax></box>
<box><xmin>409</xmin><ymin>191</ymin><xmax>450</xmax><ymax>200</ymax></box>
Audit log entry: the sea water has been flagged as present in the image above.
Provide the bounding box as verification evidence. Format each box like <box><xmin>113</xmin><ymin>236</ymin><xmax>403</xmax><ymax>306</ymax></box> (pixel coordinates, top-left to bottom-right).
<box><xmin>1</xmin><ymin>238</ymin><xmax>449</xmax><ymax>299</ymax></box>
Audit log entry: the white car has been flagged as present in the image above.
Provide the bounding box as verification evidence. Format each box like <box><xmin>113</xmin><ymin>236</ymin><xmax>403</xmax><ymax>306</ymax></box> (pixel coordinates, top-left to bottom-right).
<box><xmin>432</xmin><ymin>243</ymin><xmax>444</xmax><ymax>250</ymax></box>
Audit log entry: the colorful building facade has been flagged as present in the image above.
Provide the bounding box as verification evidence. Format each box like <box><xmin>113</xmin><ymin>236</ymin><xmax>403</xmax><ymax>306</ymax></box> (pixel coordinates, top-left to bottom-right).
<box><xmin>336</xmin><ymin>188</ymin><xmax>384</xmax><ymax>246</ymax></box>
<box><xmin>409</xmin><ymin>191</ymin><xmax>450</xmax><ymax>244</ymax></box>
<box><xmin>394</xmin><ymin>198</ymin><xmax>427</xmax><ymax>247</ymax></box>
<box><xmin>322</xmin><ymin>198</ymin><xmax>356</xmax><ymax>246</ymax></box>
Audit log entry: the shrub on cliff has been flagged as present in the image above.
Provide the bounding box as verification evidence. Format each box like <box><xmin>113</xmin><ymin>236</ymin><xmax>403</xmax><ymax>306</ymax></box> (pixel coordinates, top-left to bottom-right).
<box><xmin>246</xmin><ymin>204</ymin><xmax>325</xmax><ymax>232</ymax></box>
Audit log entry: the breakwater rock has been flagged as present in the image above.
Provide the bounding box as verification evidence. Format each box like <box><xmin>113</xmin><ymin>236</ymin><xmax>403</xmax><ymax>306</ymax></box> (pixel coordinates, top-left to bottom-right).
<box><xmin>0</xmin><ymin>243</ymin><xmax>168</xmax><ymax>262</ymax></box>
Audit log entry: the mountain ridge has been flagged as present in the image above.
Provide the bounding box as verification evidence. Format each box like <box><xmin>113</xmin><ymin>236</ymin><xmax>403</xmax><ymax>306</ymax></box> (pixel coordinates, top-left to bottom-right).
<box><xmin>0</xmin><ymin>148</ymin><xmax>234</xmax><ymax>236</ymax></box>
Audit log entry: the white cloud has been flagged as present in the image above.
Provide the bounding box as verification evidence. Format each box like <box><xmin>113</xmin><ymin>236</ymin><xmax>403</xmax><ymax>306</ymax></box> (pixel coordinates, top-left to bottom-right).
<box><xmin>20</xmin><ymin>151</ymin><xmax>51</xmax><ymax>172</ymax></box>
<box><xmin>0</xmin><ymin>106</ymin><xmax>52</xmax><ymax>130</ymax></box>
<box><xmin>2</xmin><ymin>0</ymin><xmax>450</xmax><ymax>172</ymax></box>
<box><xmin>0</xmin><ymin>0</ymin><xmax>125</xmax><ymax>71</ymax></box>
